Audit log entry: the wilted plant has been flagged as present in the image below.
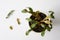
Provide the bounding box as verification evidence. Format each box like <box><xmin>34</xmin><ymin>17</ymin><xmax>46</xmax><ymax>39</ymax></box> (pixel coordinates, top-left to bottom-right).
<box><xmin>22</xmin><ymin>7</ymin><xmax>55</xmax><ymax>36</ymax></box>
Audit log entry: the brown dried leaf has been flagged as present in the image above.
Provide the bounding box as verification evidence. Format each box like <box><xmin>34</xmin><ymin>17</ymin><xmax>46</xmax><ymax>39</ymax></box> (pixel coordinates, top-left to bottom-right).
<box><xmin>10</xmin><ymin>26</ymin><xmax>13</xmax><ymax>30</ymax></box>
<box><xmin>17</xmin><ymin>18</ymin><xmax>20</xmax><ymax>25</ymax></box>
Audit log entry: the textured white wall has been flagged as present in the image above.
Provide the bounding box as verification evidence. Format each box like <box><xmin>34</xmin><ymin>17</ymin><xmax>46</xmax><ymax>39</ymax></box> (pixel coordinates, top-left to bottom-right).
<box><xmin>0</xmin><ymin>0</ymin><xmax>60</xmax><ymax>40</ymax></box>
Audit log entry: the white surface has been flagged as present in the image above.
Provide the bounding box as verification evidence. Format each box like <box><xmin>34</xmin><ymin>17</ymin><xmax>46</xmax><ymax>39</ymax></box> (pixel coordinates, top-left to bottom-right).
<box><xmin>0</xmin><ymin>0</ymin><xmax>60</xmax><ymax>40</ymax></box>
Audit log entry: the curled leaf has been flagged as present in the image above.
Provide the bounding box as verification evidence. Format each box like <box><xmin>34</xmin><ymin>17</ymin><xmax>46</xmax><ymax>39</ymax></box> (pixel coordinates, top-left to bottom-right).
<box><xmin>28</xmin><ymin>7</ymin><xmax>33</xmax><ymax>13</ymax></box>
<box><xmin>49</xmin><ymin>11</ymin><xmax>55</xmax><ymax>19</ymax></box>
<box><xmin>22</xmin><ymin>9</ymin><xmax>28</xmax><ymax>13</ymax></box>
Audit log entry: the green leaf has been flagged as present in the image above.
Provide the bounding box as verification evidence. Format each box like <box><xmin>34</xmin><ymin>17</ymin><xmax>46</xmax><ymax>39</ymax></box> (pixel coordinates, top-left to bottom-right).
<box><xmin>41</xmin><ymin>24</ymin><xmax>45</xmax><ymax>28</ymax></box>
<box><xmin>26</xmin><ymin>18</ymin><xmax>32</xmax><ymax>21</ymax></box>
<box><xmin>28</xmin><ymin>7</ymin><xmax>33</xmax><ymax>13</ymax></box>
<box><xmin>41</xmin><ymin>31</ymin><xmax>45</xmax><ymax>37</ymax></box>
<box><xmin>30</xmin><ymin>21</ymin><xmax>38</xmax><ymax>28</ymax></box>
<box><xmin>26</xmin><ymin>18</ymin><xmax>38</xmax><ymax>28</ymax></box>
<box><xmin>26</xmin><ymin>29</ymin><xmax>32</xmax><ymax>36</ymax></box>
<box><xmin>49</xmin><ymin>11</ymin><xmax>55</xmax><ymax>19</ymax></box>
<box><xmin>22</xmin><ymin>9</ymin><xmax>28</xmax><ymax>13</ymax></box>
<box><xmin>46</xmin><ymin>27</ymin><xmax>51</xmax><ymax>31</ymax></box>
